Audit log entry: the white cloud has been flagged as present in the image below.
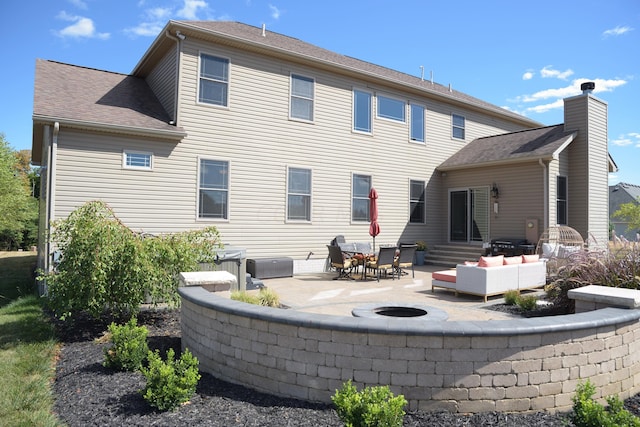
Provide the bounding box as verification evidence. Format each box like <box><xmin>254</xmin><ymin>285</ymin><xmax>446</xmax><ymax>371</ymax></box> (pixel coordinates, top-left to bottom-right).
<box><xmin>67</xmin><ymin>0</ymin><xmax>88</xmax><ymax>9</ymax></box>
<box><xmin>55</xmin><ymin>11</ymin><xmax>110</xmax><ymax>39</ymax></box>
<box><xmin>522</xmin><ymin>71</ymin><xmax>534</xmax><ymax>80</ymax></box>
<box><xmin>148</xmin><ymin>7</ymin><xmax>172</xmax><ymax>20</ymax></box>
<box><xmin>540</xmin><ymin>66</ymin><xmax>574</xmax><ymax>80</ymax></box>
<box><xmin>526</xmin><ymin>99</ymin><xmax>564</xmax><ymax>114</ymax></box>
<box><xmin>603</xmin><ymin>25</ymin><xmax>633</xmax><ymax>37</ymax></box>
<box><xmin>125</xmin><ymin>22</ymin><xmax>164</xmax><ymax>37</ymax></box>
<box><xmin>611</xmin><ymin>133</ymin><xmax>640</xmax><ymax>147</ymax></box>
<box><xmin>177</xmin><ymin>0</ymin><xmax>208</xmax><ymax>19</ymax></box>
<box><xmin>269</xmin><ymin>4</ymin><xmax>281</xmax><ymax>19</ymax></box>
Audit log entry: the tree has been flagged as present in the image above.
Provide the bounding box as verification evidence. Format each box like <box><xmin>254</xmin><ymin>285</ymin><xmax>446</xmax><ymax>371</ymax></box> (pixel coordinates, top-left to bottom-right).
<box><xmin>613</xmin><ymin>199</ymin><xmax>640</xmax><ymax>237</ymax></box>
<box><xmin>0</xmin><ymin>134</ymin><xmax>38</xmax><ymax>250</ymax></box>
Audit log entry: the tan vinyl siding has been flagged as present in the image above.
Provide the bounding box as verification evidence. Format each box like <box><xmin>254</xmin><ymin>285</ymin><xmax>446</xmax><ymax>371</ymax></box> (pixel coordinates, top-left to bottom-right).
<box><xmin>586</xmin><ymin>97</ymin><xmax>609</xmax><ymax>245</ymax></box>
<box><xmin>146</xmin><ymin>48</ymin><xmax>177</xmax><ymax>120</ymax></box>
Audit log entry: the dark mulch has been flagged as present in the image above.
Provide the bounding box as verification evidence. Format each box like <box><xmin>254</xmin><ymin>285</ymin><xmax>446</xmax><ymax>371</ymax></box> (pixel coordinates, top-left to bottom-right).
<box><xmin>50</xmin><ymin>308</ymin><xmax>640</xmax><ymax>426</ymax></box>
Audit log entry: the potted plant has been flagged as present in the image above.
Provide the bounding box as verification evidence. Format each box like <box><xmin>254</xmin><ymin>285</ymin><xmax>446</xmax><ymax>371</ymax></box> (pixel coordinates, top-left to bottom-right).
<box><xmin>415</xmin><ymin>241</ymin><xmax>427</xmax><ymax>266</ymax></box>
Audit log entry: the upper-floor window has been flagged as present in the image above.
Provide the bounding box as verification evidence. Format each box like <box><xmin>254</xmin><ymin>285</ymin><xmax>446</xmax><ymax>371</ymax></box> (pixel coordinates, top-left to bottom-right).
<box><xmin>352</xmin><ymin>174</ymin><xmax>371</xmax><ymax>222</ymax></box>
<box><xmin>287</xmin><ymin>167</ymin><xmax>311</xmax><ymax>221</ymax></box>
<box><xmin>123</xmin><ymin>151</ymin><xmax>152</xmax><ymax>170</ymax></box>
<box><xmin>290</xmin><ymin>74</ymin><xmax>314</xmax><ymax>121</ymax></box>
<box><xmin>377</xmin><ymin>95</ymin><xmax>406</xmax><ymax>122</ymax></box>
<box><xmin>199</xmin><ymin>53</ymin><xmax>229</xmax><ymax>106</ymax></box>
<box><xmin>410</xmin><ymin>104</ymin><xmax>425</xmax><ymax>142</ymax></box>
<box><xmin>409</xmin><ymin>180</ymin><xmax>426</xmax><ymax>224</ymax></box>
<box><xmin>199</xmin><ymin>159</ymin><xmax>229</xmax><ymax>219</ymax></box>
<box><xmin>353</xmin><ymin>89</ymin><xmax>372</xmax><ymax>133</ymax></box>
<box><xmin>557</xmin><ymin>175</ymin><xmax>568</xmax><ymax>225</ymax></box>
<box><xmin>452</xmin><ymin>114</ymin><xmax>465</xmax><ymax>140</ymax></box>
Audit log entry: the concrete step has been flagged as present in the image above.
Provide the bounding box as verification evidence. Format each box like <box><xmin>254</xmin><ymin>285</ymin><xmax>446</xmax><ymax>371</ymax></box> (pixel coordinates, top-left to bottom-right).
<box><xmin>425</xmin><ymin>244</ymin><xmax>485</xmax><ymax>268</ymax></box>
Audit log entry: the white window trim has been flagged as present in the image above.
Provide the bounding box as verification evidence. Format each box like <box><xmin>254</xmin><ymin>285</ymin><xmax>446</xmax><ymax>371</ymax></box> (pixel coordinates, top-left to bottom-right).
<box><xmin>376</xmin><ymin>93</ymin><xmax>406</xmax><ymax>123</ymax></box>
<box><xmin>122</xmin><ymin>150</ymin><xmax>153</xmax><ymax>170</ymax></box>
<box><xmin>409</xmin><ymin>102</ymin><xmax>426</xmax><ymax>144</ymax></box>
<box><xmin>289</xmin><ymin>73</ymin><xmax>315</xmax><ymax>123</ymax></box>
<box><xmin>409</xmin><ymin>178</ymin><xmax>426</xmax><ymax>224</ymax></box>
<box><xmin>352</xmin><ymin>87</ymin><xmax>373</xmax><ymax>135</ymax></box>
<box><xmin>452</xmin><ymin>113</ymin><xmax>466</xmax><ymax>140</ymax></box>
<box><xmin>196</xmin><ymin>156</ymin><xmax>230</xmax><ymax>222</ymax></box>
<box><xmin>286</xmin><ymin>166</ymin><xmax>312</xmax><ymax>223</ymax></box>
<box><xmin>196</xmin><ymin>51</ymin><xmax>231</xmax><ymax>109</ymax></box>
<box><xmin>351</xmin><ymin>173</ymin><xmax>372</xmax><ymax>223</ymax></box>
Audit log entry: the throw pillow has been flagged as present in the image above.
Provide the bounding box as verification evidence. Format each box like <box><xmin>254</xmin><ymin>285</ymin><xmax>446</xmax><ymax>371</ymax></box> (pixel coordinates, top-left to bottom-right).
<box><xmin>521</xmin><ymin>254</ymin><xmax>540</xmax><ymax>263</ymax></box>
<box><xmin>503</xmin><ymin>256</ymin><xmax>523</xmax><ymax>265</ymax></box>
<box><xmin>478</xmin><ymin>255</ymin><xmax>504</xmax><ymax>267</ymax></box>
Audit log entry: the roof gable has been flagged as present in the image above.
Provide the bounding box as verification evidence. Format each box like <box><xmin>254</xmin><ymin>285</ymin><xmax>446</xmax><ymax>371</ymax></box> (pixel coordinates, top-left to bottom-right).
<box><xmin>438</xmin><ymin>125</ymin><xmax>577</xmax><ymax>170</ymax></box>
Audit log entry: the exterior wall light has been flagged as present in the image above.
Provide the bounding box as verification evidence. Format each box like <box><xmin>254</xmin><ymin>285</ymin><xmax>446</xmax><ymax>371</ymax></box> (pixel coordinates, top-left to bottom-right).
<box><xmin>491</xmin><ymin>183</ymin><xmax>499</xmax><ymax>199</ymax></box>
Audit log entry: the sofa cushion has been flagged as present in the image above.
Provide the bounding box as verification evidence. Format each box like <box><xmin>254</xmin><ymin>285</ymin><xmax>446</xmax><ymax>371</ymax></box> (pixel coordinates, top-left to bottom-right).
<box><xmin>464</xmin><ymin>261</ymin><xmax>479</xmax><ymax>266</ymax></box>
<box><xmin>522</xmin><ymin>254</ymin><xmax>540</xmax><ymax>263</ymax></box>
<box><xmin>432</xmin><ymin>270</ymin><xmax>457</xmax><ymax>283</ymax></box>
<box><xmin>503</xmin><ymin>256</ymin><xmax>523</xmax><ymax>265</ymax></box>
<box><xmin>478</xmin><ymin>255</ymin><xmax>504</xmax><ymax>267</ymax></box>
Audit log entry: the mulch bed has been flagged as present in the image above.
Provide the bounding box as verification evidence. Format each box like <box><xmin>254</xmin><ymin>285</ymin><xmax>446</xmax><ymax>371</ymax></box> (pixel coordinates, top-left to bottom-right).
<box><xmin>49</xmin><ymin>308</ymin><xmax>640</xmax><ymax>426</ymax></box>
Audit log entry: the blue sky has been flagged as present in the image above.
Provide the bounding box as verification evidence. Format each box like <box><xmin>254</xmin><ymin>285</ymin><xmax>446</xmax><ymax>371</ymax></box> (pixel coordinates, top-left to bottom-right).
<box><xmin>2</xmin><ymin>0</ymin><xmax>639</xmax><ymax>184</ymax></box>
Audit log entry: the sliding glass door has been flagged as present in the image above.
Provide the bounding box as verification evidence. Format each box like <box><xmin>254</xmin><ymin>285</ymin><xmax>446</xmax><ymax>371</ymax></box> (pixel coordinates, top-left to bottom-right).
<box><xmin>449</xmin><ymin>187</ymin><xmax>489</xmax><ymax>243</ymax></box>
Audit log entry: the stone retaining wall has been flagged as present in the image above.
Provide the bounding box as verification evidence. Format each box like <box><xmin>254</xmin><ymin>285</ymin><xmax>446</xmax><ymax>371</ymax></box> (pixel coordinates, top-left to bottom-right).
<box><xmin>179</xmin><ymin>286</ymin><xmax>640</xmax><ymax>413</ymax></box>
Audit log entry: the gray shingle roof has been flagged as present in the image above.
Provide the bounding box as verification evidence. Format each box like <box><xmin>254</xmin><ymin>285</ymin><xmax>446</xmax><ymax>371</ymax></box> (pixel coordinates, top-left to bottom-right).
<box><xmin>33</xmin><ymin>59</ymin><xmax>183</xmax><ymax>137</ymax></box>
<box><xmin>159</xmin><ymin>21</ymin><xmax>540</xmax><ymax>128</ymax></box>
<box><xmin>438</xmin><ymin>124</ymin><xmax>577</xmax><ymax>170</ymax></box>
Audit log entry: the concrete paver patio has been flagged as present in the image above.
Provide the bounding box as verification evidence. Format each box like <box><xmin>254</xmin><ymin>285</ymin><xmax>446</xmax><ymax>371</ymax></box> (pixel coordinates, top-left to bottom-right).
<box><xmin>259</xmin><ymin>265</ymin><xmax>531</xmax><ymax>321</ymax></box>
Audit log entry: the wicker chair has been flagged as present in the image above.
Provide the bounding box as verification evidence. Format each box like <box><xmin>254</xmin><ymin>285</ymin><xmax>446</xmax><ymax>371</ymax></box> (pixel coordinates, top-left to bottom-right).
<box><xmin>327</xmin><ymin>245</ymin><xmax>355</xmax><ymax>280</ymax></box>
<box><xmin>394</xmin><ymin>244</ymin><xmax>417</xmax><ymax>278</ymax></box>
<box><xmin>367</xmin><ymin>246</ymin><xmax>398</xmax><ymax>282</ymax></box>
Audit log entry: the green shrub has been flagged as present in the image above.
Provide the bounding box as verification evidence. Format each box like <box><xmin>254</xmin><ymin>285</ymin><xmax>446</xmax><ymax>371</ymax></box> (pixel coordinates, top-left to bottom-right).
<box><xmin>40</xmin><ymin>200</ymin><xmax>222</xmax><ymax>320</ymax></box>
<box><xmin>503</xmin><ymin>289</ymin><xmax>520</xmax><ymax>305</ymax></box>
<box><xmin>570</xmin><ymin>380</ymin><xmax>640</xmax><ymax>427</ymax></box>
<box><xmin>141</xmin><ymin>348</ymin><xmax>201</xmax><ymax>411</ymax></box>
<box><xmin>516</xmin><ymin>294</ymin><xmax>538</xmax><ymax>311</ymax></box>
<box><xmin>230</xmin><ymin>291</ymin><xmax>261</xmax><ymax>305</ymax></box>
<box><xmin>103</xmin><ymin>317</ymin><xmax>149</xmax><ymax>371</ymax></box>
<box><xmin>230</xmin><ymin>288</ymin><xmax>281</xmax><ymax>307</ymax></box>
<box><xmin>332</xmin><ymin>380</ymin><xmax>407</xmax><ymax>427</ymax></box>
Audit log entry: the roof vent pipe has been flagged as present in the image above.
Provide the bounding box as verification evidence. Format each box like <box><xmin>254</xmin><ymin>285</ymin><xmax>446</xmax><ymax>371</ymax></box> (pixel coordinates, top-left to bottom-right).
<box><xmin>581</xmin><ymin>81</ymin><xmax>595</xmax><ymax>94</ymax></box>
<box><xmin>262</xmin><ymin>23</ymin><xmax>266</xmax><ymax>37</ymax></box>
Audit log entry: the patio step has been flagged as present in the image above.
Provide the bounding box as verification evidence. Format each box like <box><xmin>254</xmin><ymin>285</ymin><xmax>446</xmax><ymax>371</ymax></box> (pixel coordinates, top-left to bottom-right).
<box><xmin>425</xmin><ymin>245</ymin><xmax>485</xmax><ymax>268</ymax></box>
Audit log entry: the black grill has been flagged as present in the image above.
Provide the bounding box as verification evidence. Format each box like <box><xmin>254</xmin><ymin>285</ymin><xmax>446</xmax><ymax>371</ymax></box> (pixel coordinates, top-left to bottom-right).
<box><xmin>490</xmin><ymin>238</ymin><xmax>534</xmax><ymax>257</ymax></box>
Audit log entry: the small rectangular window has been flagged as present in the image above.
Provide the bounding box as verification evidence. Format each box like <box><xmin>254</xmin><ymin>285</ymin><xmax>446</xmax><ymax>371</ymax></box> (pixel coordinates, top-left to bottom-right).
<box><xmin>409</xmin><ymin>180</ymin><xmax>426</xmax><ymax>224</ymax></box>
<box><xmin>452</xmin><ymin>114</ymin><xmax>465</xmax><ymax>140</ymax></box>
<box><xmin>199</xmin><ymin>159</ymin><xmax>229</xmax><ymax>219</ymax></box>
<box><xmin>410</xmin><ymin>104</ymin><xmax>425</xmax><ymax>142</ymax></box>
<box><xmin>287</xmin><ymin>167</ymin><xmax>311</xmax><ymax>221</ymax></box>
<box><xmin>352</xmin><ymin>174</ymin><xmax>371</xmax><ymax>222</ymax></box>
<box><xmin>123</xmin><ymin>151</ymin><xmax>152</xmax><ymax>170</ymax></box>
<box><xmin>557</xmin><ymin>176</ymin><xmax>568</xmax><ymax>225</ymax></box>
<box><xmin>290</xmin><ymin>74</ymin><xmax>314</xmax><ymax>121</ymax></box>
<box><xmin>377</xmin><ymin>95</ymin><xmax>406</xmax><ymax>122</ymax></box>
<box><xmin>199</xmin><ymin>54</ymin><xmax>229</xmax><ymax>106</ymax></box>
<box><xmin>353</xmin><ymin>89</ymin><xmax>372</xmax><ymax>133</ymax></box>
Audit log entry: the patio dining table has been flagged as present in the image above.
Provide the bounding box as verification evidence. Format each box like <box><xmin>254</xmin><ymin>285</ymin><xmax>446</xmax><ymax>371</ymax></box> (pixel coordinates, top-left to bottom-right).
<box><xmin>338</xmin><ymin>242</ymin><xmax>374</xmax><ymax>280</ymax></box>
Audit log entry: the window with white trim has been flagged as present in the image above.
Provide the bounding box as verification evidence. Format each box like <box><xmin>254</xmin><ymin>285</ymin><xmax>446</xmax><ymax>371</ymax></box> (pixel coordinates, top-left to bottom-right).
<box><xmin>123</xmin><ymin>151</ymin><xmax>152</xmax><ymax>170</ymax></box>
<box><xmin>198</xmin><ymin>159</ymin><xmax>229</xmax><ymax>219</ymax></box>
<box><xmin>452</xmin><ymin>114</ymin><xmax>465</xmax><ymax>140</ymax></box>
<box><xmin>409</xmin><ymin>180</ymin><xmax>426</xmax><ymax>224</ymax></box>
<box><xmin>353</xmin><ymin>89</ymin><xmax>372</xmax><ymax>133</ymax></box>
<box><xmin>290</xmin><ymin>74</ymin><xmax>314</xmax><ymax>121</ymax></box>
<box><xmin>377</xmin><ymin>94</ymin><xmax>406</xmax><ymax>122</ymax></box>
<box><xmin>198</xmin><ymin>53</ymin><xmax>229</xmax><ymax>106</ymax></box>
<box><xmin>287</xmin><ymin>167</ymin><xmax>311</xmax><ymax>221</ymax></box>
<box><xmin>557</xmin><ymin>175</ymin><xmax>568</xmax><ymax>225</ymax></box>
<box><xmin>352</xmin><ymin>174</ymin><xmax>371</xmax><ymax>222</ymax></box>
<box><xmin>410</xmin><ymin>103</ymin><xmax>425</xmax><ymax>142</ymax></box>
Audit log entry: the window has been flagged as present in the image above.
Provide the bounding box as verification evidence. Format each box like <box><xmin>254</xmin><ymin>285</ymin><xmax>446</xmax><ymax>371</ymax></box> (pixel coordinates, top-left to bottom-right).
<box><xmin>290</xmin><ymin>74</ymin><xmax>314</xmax><ymax>121</ymax></box>
<box><xmin>353</xmin><ymin>89</ymin><xmax>372</xmax><ymax>133</ymax></box>
<box><xmin>557</xmin><ymin>175</ymin><xmax>568</xmax><ymax>225</ymax></box>
<box><xmin>287</xmin><ymin>167</ymin><xmax>311</xmax><ymax>221</ymax></box>
<box><xmin>452</xmin><ymin>114</ymin><xmax>465</xmax><ymax>139</ymax></box>
<box><xmin>409</xmin><ymin>180</ymin><xmax>426</xmax><ymax>224</ymax></box>
<box><xmin>199</xmin><ymin>159</ymin><xmax>228</xmax><ymax>219</ymax></box>
<box><xmin>198</xmin><ymin>54</ymin><xmax>229</xmax><ymax>106</ymax></box>
<box><xmin>377</xmin><ymin>95</ymin><xmax>406</xmax><ymax>122</ymax></box>
<box><xmin>123</xmin><ymin>151</ymin><xmax>152</xmax><ymax>170</ymax></box>
<box><xmin>352</xmin><ymin>174</ymin><xmax>371</xmax><ymax>221</ymax></box>
<box><xmin>410</xmin><ymin>104</ymin><xmax>425</xmax><ymax>142</ymax></box>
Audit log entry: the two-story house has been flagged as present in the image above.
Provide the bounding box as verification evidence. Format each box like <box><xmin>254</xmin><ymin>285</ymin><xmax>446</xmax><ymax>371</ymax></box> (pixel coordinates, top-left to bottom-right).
<box><xmin>32</xmin><ymin>20</ymin><xmax>614</xmax><ymax>275</ymax></box>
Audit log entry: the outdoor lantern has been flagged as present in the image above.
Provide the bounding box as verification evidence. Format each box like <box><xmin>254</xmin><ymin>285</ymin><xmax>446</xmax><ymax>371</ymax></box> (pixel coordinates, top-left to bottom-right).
<box><xmin>490</xmin><ymin>183</ymin><xmax>499</xmax><ymax>199</ymax></box>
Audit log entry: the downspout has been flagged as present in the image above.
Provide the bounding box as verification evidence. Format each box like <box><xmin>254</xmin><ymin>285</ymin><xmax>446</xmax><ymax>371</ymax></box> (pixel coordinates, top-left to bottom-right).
<box><xmin>165</xmin><ymin>30</ymin><xmax>182</xmax><ymax>125</ymax></box>
<box><xmin>539</xmin><ymin>159</ymin><xmax>548</xmax><ymax>231</ymax></box>
<box><xmin>46</xmin><ymin>122</ymin><xmax>59</xmax><ymax>274</ymax></box>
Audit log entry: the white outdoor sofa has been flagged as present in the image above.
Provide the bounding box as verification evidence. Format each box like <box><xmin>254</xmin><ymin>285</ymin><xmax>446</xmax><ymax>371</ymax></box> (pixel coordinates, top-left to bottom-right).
<box><xmin>431</xmin><ymin>255</ymin><xmax>546</xmax><ymax>302</ymax></box>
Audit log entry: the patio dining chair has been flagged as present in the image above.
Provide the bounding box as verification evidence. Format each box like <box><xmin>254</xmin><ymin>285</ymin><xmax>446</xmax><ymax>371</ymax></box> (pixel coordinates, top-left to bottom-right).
<box><xmin>327</xmin><ymin>245</ymin><xmax>355</xmax><ymax>280</ymax></box>
<box><xmin>394</xmin><ymin>244</ymin><xmax>417</xmax><ymax>278</ymax></box>
<box><xmin>366</xmin><ymin>246</ymin><xmax>398</xmax><ymax>282</ymax></box>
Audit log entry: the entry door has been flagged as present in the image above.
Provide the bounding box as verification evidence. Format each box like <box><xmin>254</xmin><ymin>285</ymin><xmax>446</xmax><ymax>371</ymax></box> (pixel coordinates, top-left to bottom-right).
<box><xmin>449</xmin><ymin>188</ymin><xmax>489</xmax><ymax>243</ymax></box>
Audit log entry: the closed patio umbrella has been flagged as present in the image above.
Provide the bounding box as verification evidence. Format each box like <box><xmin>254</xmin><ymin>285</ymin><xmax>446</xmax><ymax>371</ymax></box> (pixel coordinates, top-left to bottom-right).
<box><xmin>369</xmin><ymin>187</ymin><xmax>380</xmax><ymax>252</ymax></box>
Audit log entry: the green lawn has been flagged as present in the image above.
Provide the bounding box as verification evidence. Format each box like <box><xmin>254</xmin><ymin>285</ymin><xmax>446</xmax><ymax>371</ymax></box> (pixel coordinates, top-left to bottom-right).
<box><xmin>0</xmin><ymin>252</ymin><xmax>62</xmax><ymax>426</ymax></box>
